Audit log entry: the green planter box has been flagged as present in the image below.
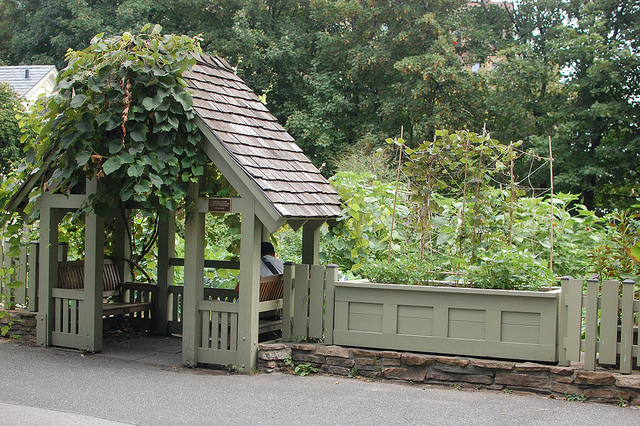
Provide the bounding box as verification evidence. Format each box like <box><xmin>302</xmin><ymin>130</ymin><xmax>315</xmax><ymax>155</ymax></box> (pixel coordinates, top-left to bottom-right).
<box><xmin>332</xmin><ymin>282</ymin><xmax>560</xmax><ymax>362</ymax></box>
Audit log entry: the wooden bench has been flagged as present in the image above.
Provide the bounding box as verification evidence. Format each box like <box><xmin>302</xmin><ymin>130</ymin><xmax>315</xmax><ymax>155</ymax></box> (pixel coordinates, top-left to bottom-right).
<box><xmin>57</xmin><ymin>259</ymin><xmax>156</xmax><ymax>325</ymax></box>
<box><xmin>235</xmin><ymin>274</ymin><xmax>284</xmax><ymax>336</ymax></box>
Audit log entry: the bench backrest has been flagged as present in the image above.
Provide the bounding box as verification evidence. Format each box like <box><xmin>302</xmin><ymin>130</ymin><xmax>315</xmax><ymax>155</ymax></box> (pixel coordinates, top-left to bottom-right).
<box><xmin>259</xmin><ymin>274</ymin><xmax>284</xmax><ymax>301</ymax></box>
<box><xmin>58</xmin><ymin>259</ymin><xmax>121</xmax><ymax>297</ymax></box>
<box><xmin>235</xmin><ymin>274</ymin><xmax>284</xmax><ymax>302</ymax></box>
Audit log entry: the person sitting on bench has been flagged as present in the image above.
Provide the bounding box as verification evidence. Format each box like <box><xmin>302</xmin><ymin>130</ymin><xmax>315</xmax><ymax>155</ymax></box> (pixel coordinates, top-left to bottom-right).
<box><xmin>260</xmin><ymin>242</ymin><xmax>284</xmax><ymax>276</ymax></box>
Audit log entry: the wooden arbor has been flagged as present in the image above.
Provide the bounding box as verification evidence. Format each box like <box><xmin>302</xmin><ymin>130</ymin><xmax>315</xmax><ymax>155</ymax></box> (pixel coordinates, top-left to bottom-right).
<box><xmin>8</xmin><ymin>54</ymin><xmax>342</xmax><ymax>370</ymax></box>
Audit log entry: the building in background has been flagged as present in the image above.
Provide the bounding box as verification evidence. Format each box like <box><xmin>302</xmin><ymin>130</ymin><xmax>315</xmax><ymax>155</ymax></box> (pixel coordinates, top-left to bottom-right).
<box><xmin>0</xmin><ymin>65</ymin><xmax>57</xmax><ymax>107</ymax></box>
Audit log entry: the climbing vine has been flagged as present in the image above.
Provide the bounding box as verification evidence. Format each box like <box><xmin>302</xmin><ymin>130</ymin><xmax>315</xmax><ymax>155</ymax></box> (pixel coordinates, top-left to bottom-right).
<box><xmin>0</xmin><ymin>26</ymin><xmax>208</xmax><ymax>328</ymax></box>
<box><xmin>17</xmin><ymin>24</ymin><xmax>206</xmax><ymax>218</ymax></box>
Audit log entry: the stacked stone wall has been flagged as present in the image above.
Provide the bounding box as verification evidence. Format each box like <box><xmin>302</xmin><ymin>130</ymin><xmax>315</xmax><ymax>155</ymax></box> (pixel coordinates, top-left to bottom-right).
<box><xmin>259</xmin><ymin>343</ymin><xmax>640</xmax><ymax>407</ymax></box>
<box><xmin>0</xmin><ymin>309</ymin><xmax>37</xmax><ymax>345</ymax></box>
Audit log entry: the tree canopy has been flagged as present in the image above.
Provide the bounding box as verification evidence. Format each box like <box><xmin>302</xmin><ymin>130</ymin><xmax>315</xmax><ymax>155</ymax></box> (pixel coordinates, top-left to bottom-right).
<box><xmin>0</xmin><ymin>0</ymin><xmax>638</xmax><ymax>211</ymax></box>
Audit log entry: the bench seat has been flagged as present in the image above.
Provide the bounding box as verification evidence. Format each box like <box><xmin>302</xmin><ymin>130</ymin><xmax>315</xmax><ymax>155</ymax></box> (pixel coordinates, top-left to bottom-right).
<box><xmin>58</xmin><ymin>259</ymin><xmax>156</xmax><ymax>328</ymax></box>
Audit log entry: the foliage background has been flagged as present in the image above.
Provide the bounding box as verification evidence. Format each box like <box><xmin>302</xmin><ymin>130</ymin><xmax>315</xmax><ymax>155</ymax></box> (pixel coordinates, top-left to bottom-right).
<box><xmin>0</xmin><ymin>0</ymin><xmax>638</xmax><ymax>212</ymax></box>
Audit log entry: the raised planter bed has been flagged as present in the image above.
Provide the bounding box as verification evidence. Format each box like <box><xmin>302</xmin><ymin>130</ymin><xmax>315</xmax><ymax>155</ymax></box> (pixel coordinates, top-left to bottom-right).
<box><xmin>331</xmin><ymin>281</ymin><xmax>561</xmax><ymax>362</ymax></box>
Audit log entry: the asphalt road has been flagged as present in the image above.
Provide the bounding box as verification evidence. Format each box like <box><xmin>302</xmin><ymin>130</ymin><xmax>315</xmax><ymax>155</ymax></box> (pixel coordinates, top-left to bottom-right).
<box><xmin>1</xmin><ymin>341</ymin><xmax>638</xmax><ymax>425</ymax></box>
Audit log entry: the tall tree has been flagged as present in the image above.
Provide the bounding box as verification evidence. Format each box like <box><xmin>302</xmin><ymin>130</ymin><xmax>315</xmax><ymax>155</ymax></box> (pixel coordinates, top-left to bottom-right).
<box><xmin>551</xmin><ymin>0</ymin><xmax>640</xmax><ymax>210</ymax></box>
<box><xmin>0</xmin><ymin>82</ymin><xmax>22</xmax><ymax>175</ymax></box>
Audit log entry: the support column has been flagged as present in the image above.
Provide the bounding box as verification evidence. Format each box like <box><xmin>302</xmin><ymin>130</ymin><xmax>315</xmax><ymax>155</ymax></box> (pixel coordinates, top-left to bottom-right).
<box><xmin>112</xmin><ymin>208</ymin><xmax>132</xmax><ymax>282</ymax></box>
<box><xmin>182</xmin><ymin>183</ymin><xmax>205</xmax><ymax>367</ymax></box>
<box><xmin>302</xmin><ymin>221</ymin><xmax>323</xmax><ymax>265</ymax></box>
<box><xmin>237</xmin><ymin>200</ymin><xmax>261</xmax><ymax>371</ymax></box>
<box><xmin>83</xmin><ymin>178</ymin><xmax>105</xmax><ymax>352</ymax></box>
<box><xmin>36</xmin><ymin>206</ymin><xmax>62</xmax><ymax>347</ymax></box>
<box><xmin>156</xmin><ymin>213</ymin><xmax>175</xmax><ymax>334</ymax></box>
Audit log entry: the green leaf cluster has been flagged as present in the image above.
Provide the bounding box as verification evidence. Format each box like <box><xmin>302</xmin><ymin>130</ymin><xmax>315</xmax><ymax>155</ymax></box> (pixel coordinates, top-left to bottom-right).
<box><xmin>20</xmin><ymin>25</ymin><xmax>205</xmax><ymax>216</ymax></box>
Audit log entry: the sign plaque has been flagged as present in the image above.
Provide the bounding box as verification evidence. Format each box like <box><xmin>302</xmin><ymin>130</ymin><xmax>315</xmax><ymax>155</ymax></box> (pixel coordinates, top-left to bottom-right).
<box><xmin>208</xmin><ymin>198</ymin><xmax>232</xmax><ymax>213</ymax></box>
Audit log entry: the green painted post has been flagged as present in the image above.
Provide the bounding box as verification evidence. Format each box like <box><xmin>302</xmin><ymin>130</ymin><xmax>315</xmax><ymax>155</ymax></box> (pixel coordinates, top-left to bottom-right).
<box><xmin>83</xmin><ymin>178</ymin><xmax>105</xmax><ymax>353</ymax></box>
<box><xmin>182</xmin><ymin>184</ymin><xmax>205</xmax><ymax>367</ymax></box>
<box><xmin>301</xmin><ymin>221</ymin><xmax>322</xmax><ymax>265</ymax></box>
<box><xmin>324</xmin><ymin>264</ymin><xmax>338</xmax><ymax>344</ymax></box>
<box><xmin>237</xmin><ymin>202</ymin><xmax>261</xmax><ymax>371</ymax></box>
<box><xmin>36</xmin><ymin>206</ymin><xmax>61</xmax><ymax>347</ymax></box>
<box><xmin>156</xmin><ymin>215</ymin><xmax>175</xmax><ymax>335</ymax></box>
<box><xmin>557</xmin><ymin>277</ymin><xmax>571</xmax><ymax>366</ymax></box>
<box><xmin>112</xmin><ymin>209</ymin><xmax>132</xmax><ymax>282</ymax></box>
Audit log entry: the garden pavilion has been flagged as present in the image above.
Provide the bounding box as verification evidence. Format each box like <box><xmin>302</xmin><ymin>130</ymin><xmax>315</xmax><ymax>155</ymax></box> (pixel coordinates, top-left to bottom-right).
<box><xmin>6</xmin><ymin>54</ymin><xmax>342</xmax><ymax>370</ymax></box>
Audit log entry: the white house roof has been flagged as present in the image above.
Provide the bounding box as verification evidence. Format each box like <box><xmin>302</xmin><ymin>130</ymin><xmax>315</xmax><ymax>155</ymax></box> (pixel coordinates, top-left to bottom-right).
<box><xmin>0</xmin><ymin>65</ymin><xmax>58</xmax><ymax>101</ymax></box>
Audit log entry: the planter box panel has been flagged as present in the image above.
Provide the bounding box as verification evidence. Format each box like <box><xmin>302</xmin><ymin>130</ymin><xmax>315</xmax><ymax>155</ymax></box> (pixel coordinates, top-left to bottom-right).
<box><xmin>348</xmin><ymin>302</ymin><xmax>383</xmax><ymax>332</ymax></box>
<box><xmin>332</xmin><ymin>283</ymin><xmax>560</xmax><ymax>362</ymax></box>
<box><xmin>501</xmin><ymin>311</ymin><xmax>541</xmax><ymax>344</ymax></box>
<box><xmin>397</xmin><ymin>305</ymin><xmax>433</xmax><ymax>336</ymax></box>
<box><xmin>448</xmin><ymin>308</ymin><xmax>486</xmax><ymax>340</ymax></box>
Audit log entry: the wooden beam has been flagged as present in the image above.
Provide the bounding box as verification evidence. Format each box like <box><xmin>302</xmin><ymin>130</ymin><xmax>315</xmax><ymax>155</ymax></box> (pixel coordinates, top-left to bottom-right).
<box><xmin>38</xmin><ymin>193</ymin><xmax>86</xmax><ymax>209</ymax></box>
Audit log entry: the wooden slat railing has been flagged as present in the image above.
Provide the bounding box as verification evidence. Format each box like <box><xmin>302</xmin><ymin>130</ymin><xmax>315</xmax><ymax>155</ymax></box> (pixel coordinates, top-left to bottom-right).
<box><xmin>560</xmin><ymin>277</ymin><xmax>639</xmax><ymax>374</ymax></box>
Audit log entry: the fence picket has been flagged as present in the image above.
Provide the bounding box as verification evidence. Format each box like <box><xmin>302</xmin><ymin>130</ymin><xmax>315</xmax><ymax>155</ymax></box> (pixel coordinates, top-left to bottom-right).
<box><xmin>583</xmin><ymin>279</ymin><xmax>599</xmax><ymax>370</ymax></box>
<box><xmin>308</xmin><ymin>265</ymin><xmax>325</xmax><ymax>340</ymax></box>
<box><xmin>565</xmin><ymin>278</ymin><xmax>583</xmax><ymax>362</ymax></box>
<box><xmin>282</xmin><ymin>263</ymin><xmax>294</xmax><ymax>341</ymax></box>
<box><xmin>324</xmin><ymin>265</ymin><xmax>337</xmax><ymax>344</ymax></box>
<box><xmin>293</xmin><ymin>264</ymin><xmax>309</xmax><ymax>339</ymax></box>
<box><xmin>599</xmin><ymin>280</ymin><xmax>619</xmax><ymax>365</ymax></box>
<box><xmin>620</xmin><ymin>280</ymin><xmax>635</xmax><ymax>374</ymax></box>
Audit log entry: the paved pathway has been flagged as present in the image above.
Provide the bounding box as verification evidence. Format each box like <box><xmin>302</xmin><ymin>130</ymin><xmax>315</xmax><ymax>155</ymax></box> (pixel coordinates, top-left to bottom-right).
<box><xmin>1</xmin><ymin>339</ymin><xmax>639</xmax><ymax>425</ymax></box>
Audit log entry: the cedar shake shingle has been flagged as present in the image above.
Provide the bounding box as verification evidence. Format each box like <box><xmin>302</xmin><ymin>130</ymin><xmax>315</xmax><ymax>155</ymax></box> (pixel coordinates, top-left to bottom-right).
<box><xmin>184</xmin><ymin>54</ymin><xmax>341</xmax><ymax>219</ymax></box>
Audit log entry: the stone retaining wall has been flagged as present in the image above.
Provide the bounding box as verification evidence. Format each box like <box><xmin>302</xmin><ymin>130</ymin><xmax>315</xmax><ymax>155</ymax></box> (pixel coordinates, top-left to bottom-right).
<box><xmin>0</xmin><ymin>309</ymin><xmax>37</xmax><ymax>345</ymax></box>
<box><xmin>258</xmin><ymin>343</ymin><xmax>640</xmax><ymax>407</ymax></box>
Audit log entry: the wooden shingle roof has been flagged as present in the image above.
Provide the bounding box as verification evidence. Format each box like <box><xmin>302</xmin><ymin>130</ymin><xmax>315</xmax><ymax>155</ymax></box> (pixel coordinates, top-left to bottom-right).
<box><xmin>184</xmin><ymin>54</ymin><xmax>342</xmax><ymax>219</ymax></box>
